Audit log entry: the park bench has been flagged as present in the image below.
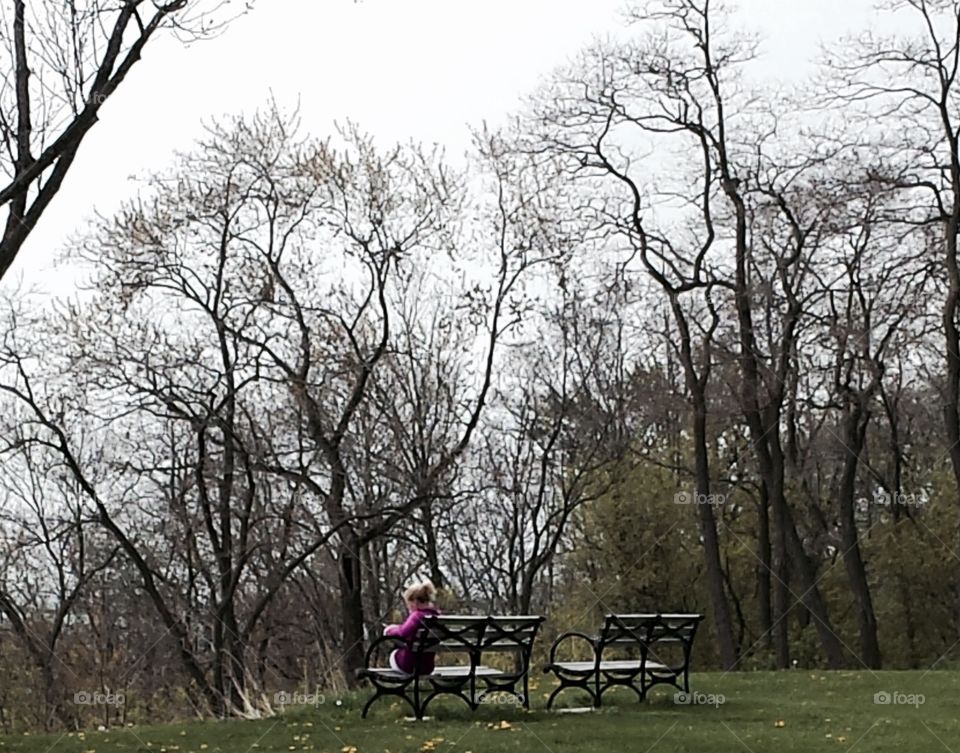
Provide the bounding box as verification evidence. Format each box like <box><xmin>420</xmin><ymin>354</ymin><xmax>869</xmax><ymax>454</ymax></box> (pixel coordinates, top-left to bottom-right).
<box><xmin>357</xmin><ymin>614</ymin><xmax>544</xmax><ymax>719</ymax></box>
<box><xmin>543</xmin><ymin>613</ymin><xmax>703</xmax><ymax>709</ymax></box>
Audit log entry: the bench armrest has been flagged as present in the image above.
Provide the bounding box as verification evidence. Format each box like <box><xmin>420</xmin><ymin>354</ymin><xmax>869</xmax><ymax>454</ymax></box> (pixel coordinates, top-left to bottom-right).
<box><xmin>360</xmin><ymin>633</ymin><xmax>407</xmax><ymax>672</ymax></box>
<box><xmin>544</xmin><ymin>631</ymin><xmax>597</xmax><ymax>672</ymax></box>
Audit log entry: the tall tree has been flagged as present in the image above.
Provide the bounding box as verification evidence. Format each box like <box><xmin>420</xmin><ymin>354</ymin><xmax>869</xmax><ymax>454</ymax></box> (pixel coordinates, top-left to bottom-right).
<box><xmin>825</xmin><ymin>1</ymin><xmax>960</xmax><ymax>621</ymax></box>
<box><xmin>0</xmin><ymin>0</ymin><xmax>251</xmax><ymax>280</ymax></box>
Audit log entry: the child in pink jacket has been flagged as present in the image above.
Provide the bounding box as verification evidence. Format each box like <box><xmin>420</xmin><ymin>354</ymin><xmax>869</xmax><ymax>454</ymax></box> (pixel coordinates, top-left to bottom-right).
<box><xmin>383</xmin><ymin>580</ymin><xmax>440</xmax><ymax>674</ymax></box>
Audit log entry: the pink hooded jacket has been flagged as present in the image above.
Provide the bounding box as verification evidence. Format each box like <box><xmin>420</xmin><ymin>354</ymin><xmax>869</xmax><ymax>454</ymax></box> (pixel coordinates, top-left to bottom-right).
<box><xmin>383</xmin><ymin>606</ymin><xmax>440</xmax><ymax>674</ymax></box>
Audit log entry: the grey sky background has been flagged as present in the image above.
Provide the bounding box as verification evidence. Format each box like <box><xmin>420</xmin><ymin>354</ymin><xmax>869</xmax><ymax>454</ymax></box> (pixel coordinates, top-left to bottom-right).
<box><xmin>6</xmin><ymin>0</ymin><xmax>883</xmax><ymax>296</ymax></box>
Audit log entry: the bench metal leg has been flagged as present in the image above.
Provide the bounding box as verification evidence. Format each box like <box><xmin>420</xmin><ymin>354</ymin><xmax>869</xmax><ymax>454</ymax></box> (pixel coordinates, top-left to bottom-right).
<box><xmin>643</xmin><ymin>667</ymin><xmax>687</xmax><ymax>700</ymax></box>
<box><xmin>361</xmin><ymin>684</ymin><xmax>418</xmax><ymax>719</ymax></box>
<box><xmin>545</xmin><ymin>685</ymin><xmax>565</xmax><ymax>710</ymax></box>
<box><xmin>545</xmin><ymin>677</ymin><xmax>598</xmax><ymax>709</ymax></box>
<box><xmin>419</xmin><ymin>686</ymin><xmax>474</xmax><ymax>717</ymax></box>
<box><xmin>476</xmin><ymin>676</ymin><xmax>528</xmax><ymax>708</ymax></box>
<box><xmin>360</xmin><ymin>695</ymin><xmax>377</xmax><ymax>719</ymax></box>
<box><xmin>597</xmin><ymin>676</ymin><xmax>644</xmax><ymax>705</ymax></box>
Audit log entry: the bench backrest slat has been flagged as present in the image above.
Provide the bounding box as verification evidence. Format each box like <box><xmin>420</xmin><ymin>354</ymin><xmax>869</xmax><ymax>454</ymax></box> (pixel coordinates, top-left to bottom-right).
<box><xmin>482</xmin><ymin>615</ymin><xmax>544</xmax><ymax>649</ymax></box>
<box><xmin>599</xmin><ymin>615</ymin><xmax>647</xmax><ymax>649</ymax></box>
<box><xmin>407</xmin><ymin>614</ymin><xmax>544</xmax><ymax>660</ymax></box>
<box><xmin>598</xmin><ymin>613</ymin><xmax>703</xmax><ymax>655</ymax></box>
<box><xmin>416</xmin><ymin>615</ymin><xmax>487</xmax><ymax>655</ymax></box>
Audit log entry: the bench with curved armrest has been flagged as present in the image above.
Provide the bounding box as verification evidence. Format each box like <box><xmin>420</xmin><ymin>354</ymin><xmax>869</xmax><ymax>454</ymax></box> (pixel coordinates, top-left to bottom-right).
<box><xmin>356</xmin><ymin>633</ymin><xmax>423</xmax><ymax>718</ymax></box>
<box><xmin>357</xmin><ymin>614</ymin><xmax>544</xmax><ymax>719</ymax></box>
<box><xmin>543</xmin><ymin>613</ymin><xmax>703</xmax><ymax>709</ymax></box>
<box><xmin>474</xmin><ymin>614</ymin><xmax>543</xmax><ymax>708</ymax></box>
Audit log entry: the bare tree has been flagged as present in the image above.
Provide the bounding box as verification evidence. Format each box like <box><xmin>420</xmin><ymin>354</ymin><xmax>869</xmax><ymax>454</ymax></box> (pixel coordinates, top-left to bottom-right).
<box><xmin>0</xmin><ymin>0</ymin><xmax>251</xmax><ymax>280</ymax></box>
<box><xmin>530</xmin><ymin>0</ymin><xmax>770</xmax><ymax>669</ymax></box>
<box><xmin>824</xmin><ymin>1</ymin><xmax>960</xmax><ymax>611</ymax></box>
<box><xmin>0</xmin><ymin>107</ymin><xmax>464</xmax><ymax>712</ymax></box>
<box><xmin>453</xmin><ymin>278</ymin><xmax>636</xmax><ymax>615</ymax></box>
<box><xmin>817</xmin><ymin>173</ymin><xmax>932</xmax><ymax>667</ymax></box>
<box><xmin>0</xmin><ymin>433</ymin><xmax>116</xmax><ymax>729</ymax></box>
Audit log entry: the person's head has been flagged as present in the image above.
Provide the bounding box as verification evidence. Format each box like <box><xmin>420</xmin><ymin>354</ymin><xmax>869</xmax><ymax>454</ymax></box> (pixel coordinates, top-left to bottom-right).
<box><xmin>403</xmin><ymin>580</ymin><xmax>436</xmax><ymax>612</ymax></box>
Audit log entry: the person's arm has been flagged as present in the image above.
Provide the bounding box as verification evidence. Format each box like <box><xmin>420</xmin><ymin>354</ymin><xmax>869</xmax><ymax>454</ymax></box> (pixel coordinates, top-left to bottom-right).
<box><xmin>385</xmin><ymin>611</ymin><xmax>422</xmax><ymax>641</ymax></box>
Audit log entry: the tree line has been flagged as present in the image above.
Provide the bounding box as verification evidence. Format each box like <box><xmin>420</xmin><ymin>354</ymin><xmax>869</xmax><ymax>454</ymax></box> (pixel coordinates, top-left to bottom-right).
<box><xmin>2</xmin><ymin>0</ymin><xmax>960</xmax><ymax>734</ymax></box>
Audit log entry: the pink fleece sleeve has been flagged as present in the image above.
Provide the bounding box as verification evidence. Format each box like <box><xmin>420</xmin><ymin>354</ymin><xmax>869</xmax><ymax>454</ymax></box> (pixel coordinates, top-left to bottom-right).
<box><xmin>384</xmin><ymin>611</ymin><xmax>422</xmax><ymax>641</ymax></box>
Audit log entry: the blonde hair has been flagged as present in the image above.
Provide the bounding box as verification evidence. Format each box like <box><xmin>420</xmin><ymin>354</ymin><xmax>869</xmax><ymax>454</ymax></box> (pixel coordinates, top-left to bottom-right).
<box><xmin>403</xmin><ymin>580</ymin><xmax>436</xmax><ymax>605</ymax></box>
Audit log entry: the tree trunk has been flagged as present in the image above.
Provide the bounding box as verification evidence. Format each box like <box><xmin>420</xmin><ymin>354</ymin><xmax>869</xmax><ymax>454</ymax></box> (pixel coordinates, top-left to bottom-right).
<box><xmin>421</xmin><ymin>501</ymin><xmax>445</xmax><ymax>590</ymax></box>
<box><xmin>768</xmin><ymin>435</ymin><xmax>792</xmax><ymax>670</ymax></box>
<box><xmin>337</xmin><ymin>533</ymin><xmax>366</xmax><ymax>686</ymax></box>
<box><xmin>755</xmin><ymin>482</ymin><xmax>774</xmax><ymax>656</ymax></box>
<box><xmin>941</xmin><ymin>211</ymin><xmax>960</xmax><ymax>633</ymax></box>
<box><xmin>837</xmin><ymin>409</ymin><xmax>882</xmax><ymax>669</ymax></box>
<box><xmin>692</xmin><ymin>397</ymin><xmax>739</xmax><ymax>669</ymax></box>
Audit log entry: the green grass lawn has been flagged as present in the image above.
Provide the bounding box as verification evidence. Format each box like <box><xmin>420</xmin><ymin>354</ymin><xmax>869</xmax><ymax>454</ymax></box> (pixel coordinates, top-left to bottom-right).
<box><xmin>0</xmin><ymin>671</ymin><xmax>952</xmax><ymax>753</ymax></box>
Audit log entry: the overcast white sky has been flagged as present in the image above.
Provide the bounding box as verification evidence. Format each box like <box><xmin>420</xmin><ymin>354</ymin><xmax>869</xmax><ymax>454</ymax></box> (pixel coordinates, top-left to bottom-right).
<box><xmin>6</xmin><ymin>0</ymin><xmax>883</xmax><ymax>293</ymax></box>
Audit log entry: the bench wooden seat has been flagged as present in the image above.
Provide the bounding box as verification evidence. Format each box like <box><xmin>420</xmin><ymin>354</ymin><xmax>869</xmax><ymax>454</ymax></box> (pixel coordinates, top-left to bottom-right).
<box><xmin>362</xmin><ymin>664</ymin><xmax>508</xmax><ymax>676</ymax></box>
<box><xmin>543</xmin><ymin>613</ymin><xmax>703</xmax><ymax>708</ymax></box>
<box><xmin>358</xmin><ymin>614</ymin><xmax>544</xmax><ymax>719</ymax></box>
<box><xmin>549</xmin><ymin>658</ymin><xmax>670</xmax><ymax>672</ymax></box>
